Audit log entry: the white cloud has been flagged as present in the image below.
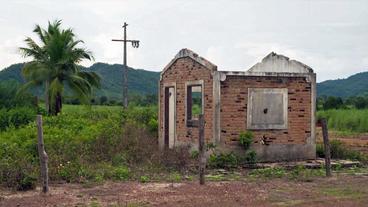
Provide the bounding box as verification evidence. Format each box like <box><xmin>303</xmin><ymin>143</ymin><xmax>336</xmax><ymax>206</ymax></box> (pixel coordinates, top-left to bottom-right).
<box><xmin>0</xmin><ymin>0</ymin><xmax>367</xmax><ymax>82</ymax></box>
<box><xmin>0</xmin><ymin>36</ymin><xmax>30</xmax><ymax>69</ymax></box>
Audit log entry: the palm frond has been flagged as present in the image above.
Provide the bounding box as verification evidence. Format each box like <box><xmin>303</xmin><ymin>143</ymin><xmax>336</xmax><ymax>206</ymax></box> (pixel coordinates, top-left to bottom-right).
<box><xmin>77</xmin><ymin>71</ymin><xmax>101</xmax><ymax>88</ymax></box>
<box><xmin>22</xmin><ymin>62</ymin><xmax>49</xmax><ymax>82</ymax></box>
<box><xmin>16</xmin><ymin>80</ymin><xmax>40</xmax><ymax>96</ymax></box>
<box><xmin>33</xmin><ymin>24</ymin><xmax>47</xmax><ymax>45</ymax></box>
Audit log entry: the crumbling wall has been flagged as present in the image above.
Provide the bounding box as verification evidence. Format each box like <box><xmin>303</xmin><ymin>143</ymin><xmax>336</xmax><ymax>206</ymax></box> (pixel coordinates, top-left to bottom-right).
<box><xmin>159</xmin><ymin>57</ymin><xmax>214</xmax><ymax>147</ymax></box>
<box><xmin>220</xmin><ymin>76</ymin><xmax>312</xmax><ymax>148</ymax></box>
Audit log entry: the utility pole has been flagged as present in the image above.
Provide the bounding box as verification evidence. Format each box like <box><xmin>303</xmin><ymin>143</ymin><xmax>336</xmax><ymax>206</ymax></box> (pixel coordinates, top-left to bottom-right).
<box><xmin>112</xmin><ymin>22</ymin><xmax>140</xmax><ymax>108</ymax></box>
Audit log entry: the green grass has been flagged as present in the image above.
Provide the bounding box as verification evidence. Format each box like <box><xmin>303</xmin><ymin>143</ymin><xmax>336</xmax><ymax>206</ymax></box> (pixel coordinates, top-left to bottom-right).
<box><xmin>318</xmin><ymin>109</ymin><xmax>368</xmax><ymax>133</ymax></box>
<box><xmin>320</xmin><ymin>187</ymin><xmax>366</xmax><ymax>199</ymax></box>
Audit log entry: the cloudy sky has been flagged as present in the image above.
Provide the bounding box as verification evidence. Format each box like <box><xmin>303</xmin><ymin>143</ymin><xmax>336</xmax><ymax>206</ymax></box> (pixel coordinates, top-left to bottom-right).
<box><xmin>0</xmin><ymin>0</ymin><xmax>367</xmax><ymax>82</ymax></box>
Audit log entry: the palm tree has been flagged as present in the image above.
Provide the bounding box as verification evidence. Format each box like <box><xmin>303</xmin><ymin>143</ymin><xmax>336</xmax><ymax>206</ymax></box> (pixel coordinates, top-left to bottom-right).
<box><xmin>20</xmin><ymin>20</ymin><xmax>100</xmax><ymax>115</ymax></box>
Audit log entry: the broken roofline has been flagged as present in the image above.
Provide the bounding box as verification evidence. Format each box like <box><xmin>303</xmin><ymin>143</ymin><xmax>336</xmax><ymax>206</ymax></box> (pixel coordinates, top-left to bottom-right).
<box><xmin>160</xmin><ymin>48</ymin><xmax>315</xmax><ymax>81</ymax></box>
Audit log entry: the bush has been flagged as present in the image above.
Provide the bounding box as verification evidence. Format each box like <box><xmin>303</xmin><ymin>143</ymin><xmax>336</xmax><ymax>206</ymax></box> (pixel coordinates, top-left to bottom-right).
<box><xmin>323</xmin><ymin>96</ymin><xmax>344</xmax><ymax>110</ymax></box>
<box><xmin>208</xmin><ymin>152</ymin><xmax>238</xmax><ymax>169</ymax></box>
<box><xmin>0</xmin><ymin>107</ymin><xmax>36</xmax><ymax>131</ymax></box>
<box><xmin>190</xmin><ymin>150</ymin><xmax>199</xmax><ymax>159</ymax></box>
<box><xmin>160</xmin><ymin>145</ymin><xmax>192</xmax><ymax>172</ymax></box>
<box><xmin>244</xmin><ymin>150</ymin><xmax>257</xmax><ymax>165</ymax></box>
<box><xmin>113</xmin><ymin>166</ymin><xmax>130</xmax><ymax>181</ymax></box>
<box><xmin>239</xmin><ymin>131</ymin><xmax>253</xmax><ymax>150</ymax></box>
<box><xmin>316</xmin><ymin>143</ymin><xmax>324</xmax><ymax>158</ymax></box>
<box><xmin>169</xmin><ymin>172</ymin><xmax>182</xmax><ymax>182</ymax></box>
<box><xmin>18</xmin><ymin>174</ymin><xmax>37</xmax><ymax>191</ymax></box>
<box><xmin>316</xmin><ymin>140</ymin><xmax>367</xmax><ymax>161</ymax></box>
<box><xmin>139</xmin><ymin>175</ymin><xmax>150</xmax><ymax>183</ymax></box>
<box><xmin>289</xmin><ymin>165</ymin><xmax>324</xmax><ymax>181</ymax></box>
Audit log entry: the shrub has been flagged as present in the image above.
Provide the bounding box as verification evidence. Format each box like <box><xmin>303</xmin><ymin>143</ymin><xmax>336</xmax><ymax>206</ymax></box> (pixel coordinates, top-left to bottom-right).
<box><xmin>160</xmin><ymin>145</ymin><xmax>192</xmax><ymax>172</ymax></box>
<box><xmin>244</xmin><ymin>150</ymin><xmax>257</xmax><ymax>165</ymax></box>
<box><xmin>316</xmin><ymin>143</ymin><xmax>324</xmax><ymax>158</ymax></box>
<box><xmin>316</xmin><ymin>140</ymin><xmax>367</xmax><ymax>161</ymax></box>
<box><xmin>208</xmin><ymin>152</ymin><xmax>238</xmax><ymax>169</ymax></box>
<box><xmin>239</xmin><ymin>131</ymin><xmax>253</xmax><ymax>150</ymax></box>
<box><xmin>119</xmin><ymin>121</ymin><xmax>159</xmax><ymax>165</ymax></box>
<box><xmin>323</xmin><ymin>96</ymin><xmax>344</xmax><ymax>110</ymax></box>
<box><xmin>139</xmin><ymin>175</ymin><xmax>150</xmax><ymax>183</ymax></box>
<box><xmin>17</xmin><ymin>174</ymin><xmax>37</xmax><ymax>191</ymax></box>
<box><xmin>0</xmin><ymin>107</ymin><xmax>36</xmax><ymax>131</ymax></box>
<box><xmin>169</xmin><ymin>172</ymin><xmax>182</xmax><ymax>182</ymax></box>
<box><xmin>148</xmin><ymin>118</ymin><xmax>158</xmax><ymax>134</ymax></box>
<box><xmin>113</xmin><ymin>166</ymin><xmax>130</xmax><ymax>181</ymax></box>
<box><xmin>191</xmin><ymin>150</ymin><xmax>199</xmax><ymax>159</ymax></box>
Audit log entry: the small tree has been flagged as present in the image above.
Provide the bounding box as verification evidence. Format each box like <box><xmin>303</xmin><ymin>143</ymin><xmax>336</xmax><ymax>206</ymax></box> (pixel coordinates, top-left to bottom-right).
<box><xmin>20</xmin><ymin>20</ymin><xmax>100</xmax><ymax>115</ymax></box>
<box><xmin>323</xmin><ymin>96</ymin><xmax>344</xmax><ymax>110</ymax></box>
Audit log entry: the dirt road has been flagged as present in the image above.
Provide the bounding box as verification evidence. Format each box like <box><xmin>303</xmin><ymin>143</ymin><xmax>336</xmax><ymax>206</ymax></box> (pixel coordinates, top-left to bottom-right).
<box><xmin>1</xmin><ymin>174</ymin><xmax>368</xmax><ymax>207</ymax></box>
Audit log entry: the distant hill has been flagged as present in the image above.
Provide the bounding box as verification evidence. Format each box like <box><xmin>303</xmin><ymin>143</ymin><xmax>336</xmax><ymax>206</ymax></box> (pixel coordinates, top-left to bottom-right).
<box><xmin>0</xmin><ymin>62</ymin><xmax>160</xmax><ymax>99</ymax></box>
<box><xmin>2</xmin><ymin>63</ymin><xmax>368</xmax><ymax>98</ymax></box>
<box><xmin>317</xmin><ymin>71</ymin><xmax>368</xmax><ymax>97</ymax></box>
<box><xmin>0</xmin><ymin>63</ymin><xmax>25</xmax><ymax>83</ymax></box>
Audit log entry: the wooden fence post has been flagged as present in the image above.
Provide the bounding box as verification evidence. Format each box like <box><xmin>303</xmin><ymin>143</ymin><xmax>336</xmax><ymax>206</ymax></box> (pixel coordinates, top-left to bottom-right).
<box><xmin>36</xmin><ymin>115</ymin><xmax>49</xmax><ymax>193</ymax></box>
<box><xmin>320</xmin><ymin>118</ymin><xmax>332</xmax><ymax>177</ymax></box>
<box><xmin>198</xmin><ymin>114</ymin><xmax>206</xmax><ymax>185</ymax></box>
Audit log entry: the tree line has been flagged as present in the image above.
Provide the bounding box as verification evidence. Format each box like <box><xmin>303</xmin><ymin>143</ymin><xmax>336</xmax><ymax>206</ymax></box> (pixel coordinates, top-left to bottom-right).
<box><xmin>65</xmin><ymin>93</ymin><xmax>157</xmax><ymax>107</ymax></box>
<box><xmin>317</xmin><ymin>95</ymin><xmax>368</xmax><ymax>110</ymax></box>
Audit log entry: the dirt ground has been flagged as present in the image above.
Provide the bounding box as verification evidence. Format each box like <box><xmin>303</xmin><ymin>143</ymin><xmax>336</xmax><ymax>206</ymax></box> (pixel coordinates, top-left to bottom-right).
<box><xmin>1</xmin><ymin>173</ymin><xmax>368</xmax><ymax>207</ymax></box>
<box><xmin>316</xmin><ymin>129</ymin><xmax>368</xmax><ymax>154</ymax></box>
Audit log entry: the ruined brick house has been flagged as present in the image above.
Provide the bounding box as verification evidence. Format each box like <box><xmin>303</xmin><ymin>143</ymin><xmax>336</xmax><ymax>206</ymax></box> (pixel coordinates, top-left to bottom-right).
<box><xmin>158</xmin><ymin>48</ymin><xmax>316</xmax><ymax>161</ymax></box>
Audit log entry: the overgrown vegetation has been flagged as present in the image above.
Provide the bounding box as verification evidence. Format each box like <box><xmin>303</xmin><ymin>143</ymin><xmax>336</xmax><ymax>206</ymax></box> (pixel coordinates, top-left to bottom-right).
<box><xmin>317</xmin><ymin>109</ymin><xmax>368</xmax><ymax>133</ymax></box>
<box><xmin>316</xmin><ymin>140</ymin><xmax>367</xmax><ymax>162</ymax></box>
<box><xmin>208</xmin><ymin>131</ymin><xmax>257</xmax><ymax>169</ymax></box>
<box><xmin>0</xmin><ymin>105</ymin><xmax>164</xmax><ymax>190</ymax></box>
<box><xmin>0</xmin><ymin>80</ymin><xmax>38</xmax><ymax>131</ymax></box>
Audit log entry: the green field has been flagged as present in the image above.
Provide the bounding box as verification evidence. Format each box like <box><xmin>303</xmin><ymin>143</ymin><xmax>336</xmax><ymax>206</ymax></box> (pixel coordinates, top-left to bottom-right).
<box><xmin>318</xmin><ymin>109</ymin><xmax>368</xmax><ymax>133</ymax></box>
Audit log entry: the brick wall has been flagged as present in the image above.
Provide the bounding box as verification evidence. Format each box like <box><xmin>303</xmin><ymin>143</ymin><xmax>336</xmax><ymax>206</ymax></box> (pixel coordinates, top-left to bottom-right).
<box><xmin>159</xmin><ymin>57</ymin><xmax>214</xmax><ymax>144</ymax></box>
<box><xmin>220</xmin><ymin>76</ymin><xmax>311</xmax><ymax>146</ymax></box>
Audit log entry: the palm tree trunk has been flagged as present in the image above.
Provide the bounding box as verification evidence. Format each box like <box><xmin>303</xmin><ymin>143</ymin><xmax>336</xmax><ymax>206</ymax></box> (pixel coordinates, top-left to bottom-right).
<box><xmin>54</xmin><ymin>92</ymin><xmax>62</xmax><ymax>115</ymax></box>
<box><xmin>45</xmin><ymin>80</ymin><xmax>50</xmax><ymax>114</ymax></box>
